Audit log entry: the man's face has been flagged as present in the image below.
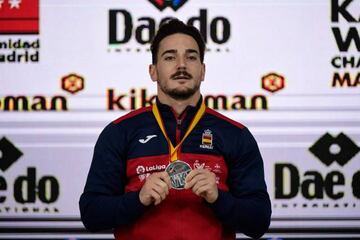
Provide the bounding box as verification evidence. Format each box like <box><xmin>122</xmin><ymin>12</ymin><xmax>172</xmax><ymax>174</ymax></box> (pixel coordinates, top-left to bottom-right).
<box><xmin>150</xmin><ymin>33</ymin><xmax>205</xmax><ymax>101</ymax></box>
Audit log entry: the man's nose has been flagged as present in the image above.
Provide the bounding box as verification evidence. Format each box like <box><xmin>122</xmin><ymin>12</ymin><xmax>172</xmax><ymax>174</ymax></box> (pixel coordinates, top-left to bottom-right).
<box><xmin>177</xmin><ymin>56</ymin><xmax>186</xmax><ymax>69</ymax></box>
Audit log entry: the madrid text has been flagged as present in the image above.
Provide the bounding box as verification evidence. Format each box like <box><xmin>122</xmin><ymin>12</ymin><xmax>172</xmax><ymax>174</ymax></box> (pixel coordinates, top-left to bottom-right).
<box><xmin>331</xmin><ymin>0</ymin><xmax>360</xmax><ymax>88</ymax></box>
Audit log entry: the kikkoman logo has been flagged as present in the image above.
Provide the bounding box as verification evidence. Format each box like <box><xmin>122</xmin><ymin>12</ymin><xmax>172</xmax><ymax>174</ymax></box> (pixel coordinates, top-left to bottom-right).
<box><xmin>148</xmin><ymin>0</ymin><xmax>188</xmax><ymax>11</ymax></box>
<box><xmin>262</xmin><ymin>73</ymin><xmax>285</xmax><ymax>93</ymax></box>
<box><xmin>107</xmin><ymin>88</ymin><xmax>267</xmax><ymax>111</ymax></box>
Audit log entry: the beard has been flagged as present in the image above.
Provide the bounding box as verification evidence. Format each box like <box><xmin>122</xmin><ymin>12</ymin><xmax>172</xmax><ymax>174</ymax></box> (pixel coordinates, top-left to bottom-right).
<box><xmin>159</xmin><ymin>80</ymin><xmax>201</xmax><ymax>101</ymax></box>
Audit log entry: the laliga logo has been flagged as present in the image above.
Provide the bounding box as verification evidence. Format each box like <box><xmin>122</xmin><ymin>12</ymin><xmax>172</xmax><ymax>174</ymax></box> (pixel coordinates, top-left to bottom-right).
<box><xmin>136</xmin><ymin>166</ymin><xmax>146</xmax><ymax>175</ymax></box>
<box><xmin>136</xmin><ymin>165</ymin><xmax>148</xmax><ymax>181</ymax></box>
<box><xmin>136</xmin><ymin>165</ymin><xmax>166</xmax><ymax>181</ymax></box>
<box><xmin>148</xmin><ymin>0</ymin><xmax>188</xmax><ymax>11</ymax></box>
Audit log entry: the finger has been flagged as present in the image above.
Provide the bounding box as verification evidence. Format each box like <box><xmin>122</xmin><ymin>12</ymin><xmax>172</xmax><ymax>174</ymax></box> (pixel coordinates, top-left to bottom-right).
<box><xmin>159</xmin><ymin>171</ymin><xmax>172</xmax><ymax>188</ymax></box>
<box><xmin>148</xmin><ymin>172</ymin><xmax>170</xmax><ymax>190</ymax></box>
<box><xmin>185</xmin><ymin>172</ymin><xmax>208</xmax><ymax>189</ymax></box>
<box><xmin>153</xmin><ymin>173</ymin><xmax>170</xmax><ymax>194</ymax></box>
<box><xmin>191</xmin><ymin>179</ymin><xmax>209</xmax><ymax>194</ymax></box>
<box><xmin>152</xmin><ymin>171</ymin><xmax>171</xmax><ymax>188</ymax></box>
<box><xmin>149</xmin><ymin>189</ymin><xmax>162</xmax><ymax>205</ymax></box>
<box><xmin>186</xmin><ymin>168</ymin><xmax>211</xmax><ymax>182</ymax></box>
<box><xmin>185</xmin><ymin>169</ymin><xmax>201</xmax><ymax>183</ymax></box>
<box><xmin>194</xmin><ymin>183</ymin><xmax>211</xmax><ymax>196</ymax></box>
<box><xmin>152</xmin><ymin>183</ymin><xmax>167</xmax><ymax>201</ymax></box>
<box><xmin>155</xmin><ymin>179</ymin><xmax>169</xmax><ymax>195</ymax></box>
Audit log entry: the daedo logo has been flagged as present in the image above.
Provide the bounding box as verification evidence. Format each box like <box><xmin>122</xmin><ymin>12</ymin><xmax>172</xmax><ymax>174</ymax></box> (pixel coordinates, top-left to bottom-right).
<box><xmin>309</xmin><ymin>132</ymin><xmax>360</xmax><ymax>167</ymax></box>
<box><xmin>148</xmin><ymin>0</ymin><xmax>188</xmax><ymax>11</ymax></box>
<box><xmin>274</xmin><ymin>132</ymin><xmax>360</xmax><ymax>208</ymax></box>
<box><xmin>108</xmin><ymin>0</ymin><xmax>231</xmax><ymax>51</ymax></box>
<box><xmin>0</xmin><ymin>0</ymin><xmax>40</xmax><ymax>63</ymax></box>
<box><xmin>0</xmin><ymin>137</ymin><xmax>60</xmax><ymax>214</ymax></box>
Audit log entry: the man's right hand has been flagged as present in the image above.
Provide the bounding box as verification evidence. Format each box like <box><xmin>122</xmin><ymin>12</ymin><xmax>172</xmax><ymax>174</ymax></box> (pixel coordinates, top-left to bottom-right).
<box><xmin>139</xmin><ymin>172</ymin><xmax>171</xmax><ymax>206</ymax></box>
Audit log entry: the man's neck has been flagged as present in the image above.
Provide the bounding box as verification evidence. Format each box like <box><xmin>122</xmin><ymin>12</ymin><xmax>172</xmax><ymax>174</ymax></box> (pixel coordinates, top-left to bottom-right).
<box><xmin>158</xmin><ymin>92</ymin><xmax>201</xmax><ymax>117</ymax></box>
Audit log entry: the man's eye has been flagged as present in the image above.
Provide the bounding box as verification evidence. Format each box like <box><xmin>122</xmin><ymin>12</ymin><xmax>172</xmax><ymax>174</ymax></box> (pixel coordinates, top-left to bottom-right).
<box><xmin>164</xmin><ymin>56</ymin><xmax>175</xmax><ymax>61</ymax></box>
<box><xmin>188</xmin><ymin>55</ymin><xmax>197</xmax><ymax>60</ymax></box>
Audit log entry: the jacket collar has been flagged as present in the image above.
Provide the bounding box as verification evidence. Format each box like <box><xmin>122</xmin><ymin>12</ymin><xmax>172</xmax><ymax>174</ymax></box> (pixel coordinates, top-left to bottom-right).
<box><xmin>155</xmin><ymin>95</ymin><xmax>203</xmax><ymax>119</ymax></box>
<box><xmin>154</xmin><ymin>96</ymin><xmax>203</xmax><ymax>147</ymax></box>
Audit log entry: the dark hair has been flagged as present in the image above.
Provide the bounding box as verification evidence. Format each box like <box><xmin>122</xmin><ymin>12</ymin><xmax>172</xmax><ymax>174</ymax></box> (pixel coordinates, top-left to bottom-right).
<box><xmin>150</xmin><ymin>19</ymin><xmax>206</xmax><ymax>64</ymax></box>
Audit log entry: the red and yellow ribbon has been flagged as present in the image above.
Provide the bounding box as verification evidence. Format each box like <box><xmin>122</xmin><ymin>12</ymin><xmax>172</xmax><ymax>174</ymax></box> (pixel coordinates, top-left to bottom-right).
<box><xmin>152</xmin><ymin>101</ymin><xmax>206</xmax><ymax>162</ymax></box>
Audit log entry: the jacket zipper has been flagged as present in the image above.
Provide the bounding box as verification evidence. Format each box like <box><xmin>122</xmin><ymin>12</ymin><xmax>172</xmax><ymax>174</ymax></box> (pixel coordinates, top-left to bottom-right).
<box><xmin>176</xmin><ymin>118</ymin><xmax>182</xmax><ymax>144</ymax></box>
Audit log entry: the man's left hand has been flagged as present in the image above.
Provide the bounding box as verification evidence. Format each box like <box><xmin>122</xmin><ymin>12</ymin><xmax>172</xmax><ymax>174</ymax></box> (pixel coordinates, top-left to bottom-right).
<box><xmin>184</xmin><ymin>168</ymin><xmax>218</xmax><ymax>203</ymax></box>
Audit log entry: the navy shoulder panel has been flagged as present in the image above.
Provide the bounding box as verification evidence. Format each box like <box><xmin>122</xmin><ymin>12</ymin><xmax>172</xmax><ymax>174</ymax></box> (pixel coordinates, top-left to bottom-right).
<box><xmin>112</xmin><ymin>106</ymin><xmax>152</xmax><ymax>125</ymax></box>
<box><xmin>205</xmin><ymin>107</ymin><xmax>245</xmax><ymax>129</ymax></box>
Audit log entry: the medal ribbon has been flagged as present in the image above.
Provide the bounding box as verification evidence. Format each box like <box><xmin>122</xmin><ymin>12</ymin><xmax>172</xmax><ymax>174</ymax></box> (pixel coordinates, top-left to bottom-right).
<box><xmin>152</xmin><ymin>101</ymin><xmax>206</xmax><ymax>162</ymax></box>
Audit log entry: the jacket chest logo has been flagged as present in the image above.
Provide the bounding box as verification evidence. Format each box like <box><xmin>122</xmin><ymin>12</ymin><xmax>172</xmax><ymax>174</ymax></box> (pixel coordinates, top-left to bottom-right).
<box><xmin>200</xmin><ymin>129</ymin><xmax>214</xmax><ymax>150</ymax></box>
<box><xmin>139</xmin><ymin>134</ymin><xmax>157</xmax><ymax>144</ymax></box>
<box><xmin>136</xmin><ymin>164</ymin><xmax>166</xmax><ymax>181</ymax></box>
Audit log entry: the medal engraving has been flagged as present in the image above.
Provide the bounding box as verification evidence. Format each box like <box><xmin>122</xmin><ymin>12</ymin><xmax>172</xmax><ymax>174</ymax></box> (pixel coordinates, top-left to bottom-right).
<box><xmin>166</xmin><ymin>160</ymin><xmax>192</xmax><ymax>190</ymax></box>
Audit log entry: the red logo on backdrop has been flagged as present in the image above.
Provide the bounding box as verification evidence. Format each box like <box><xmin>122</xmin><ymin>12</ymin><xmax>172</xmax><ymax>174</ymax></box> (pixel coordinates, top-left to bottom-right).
<box><xmin>261</xmin><ymin>73</ymin><xmax>285</xmax><ymax>93</ymax></box>
<box><xmin>148</xmin><ymin>0</ymin><xmax>188</xmax><ymax>11</ymax></box>
<box><xmin>61</xmin><ymin>73</ymin><xmax>85</xmax><ymax>94</ymax></box>
<box><xmin>0</xmin><ymin>0</ymin><xmax>39</xmax><ymax>34</ymax></box>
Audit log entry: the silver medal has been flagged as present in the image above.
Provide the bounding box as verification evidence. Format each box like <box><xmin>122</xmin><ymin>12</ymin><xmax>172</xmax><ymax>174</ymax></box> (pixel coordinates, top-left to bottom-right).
<box><xmin>165</xmin><ymin>160</ymin><xmax>192</xmax><ymax>190</ymax></box>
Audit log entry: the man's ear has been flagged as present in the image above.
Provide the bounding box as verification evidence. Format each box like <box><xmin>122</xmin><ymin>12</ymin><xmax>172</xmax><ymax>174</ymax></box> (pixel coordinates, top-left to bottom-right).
<box><xmin>149</xmin><ymin>64</ymin><xmax>157</xmax><ymax>82</ymax></box>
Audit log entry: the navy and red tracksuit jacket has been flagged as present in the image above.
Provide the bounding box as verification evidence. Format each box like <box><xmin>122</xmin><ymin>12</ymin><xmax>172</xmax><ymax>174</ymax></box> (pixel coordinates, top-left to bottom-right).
<box><xmin>79</xmin><ymin>97</ymin><xmax>271</xmax><ymax>239</ymax></box>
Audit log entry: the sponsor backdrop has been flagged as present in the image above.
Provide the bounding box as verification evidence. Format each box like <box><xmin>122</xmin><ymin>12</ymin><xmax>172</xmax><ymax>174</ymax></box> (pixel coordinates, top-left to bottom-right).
<box><xmin>0</xmin><ymin>0</ymin><xmax>359</xmax><ymax>239</ymax></box>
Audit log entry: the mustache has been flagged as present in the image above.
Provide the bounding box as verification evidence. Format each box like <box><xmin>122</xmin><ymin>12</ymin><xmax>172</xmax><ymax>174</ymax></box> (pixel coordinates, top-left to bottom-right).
<box><xmin>171</xmin><ymin>70</ymin><xmax>192</xmax><ymax>80</ymax></box>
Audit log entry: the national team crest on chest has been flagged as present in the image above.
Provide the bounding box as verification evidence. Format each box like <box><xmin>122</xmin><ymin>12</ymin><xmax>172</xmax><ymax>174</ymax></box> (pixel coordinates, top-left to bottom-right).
<box><xmin>200</xmin><ymin>129</ymin><xmax>214</xmax><ymax>149</ymax></box>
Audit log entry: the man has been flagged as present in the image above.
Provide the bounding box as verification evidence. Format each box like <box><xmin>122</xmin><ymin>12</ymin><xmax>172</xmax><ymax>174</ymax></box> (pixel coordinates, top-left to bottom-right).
<box><xmin>80</xmin><ymin>19</ymin><xmax>271</xmax><ymax>239</ymax></box>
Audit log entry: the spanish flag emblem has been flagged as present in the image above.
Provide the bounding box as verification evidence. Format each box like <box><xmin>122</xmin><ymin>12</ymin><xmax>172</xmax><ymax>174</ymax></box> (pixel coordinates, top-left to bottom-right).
<box><xmin>202</xmin><ymin>129</ymin><xmax>213</xmax><ymax>146</ymax></box>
